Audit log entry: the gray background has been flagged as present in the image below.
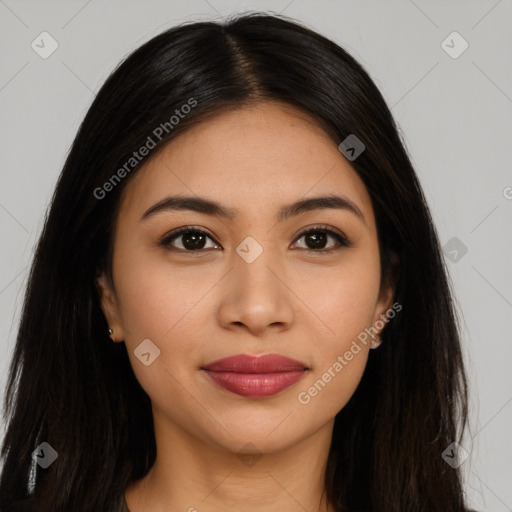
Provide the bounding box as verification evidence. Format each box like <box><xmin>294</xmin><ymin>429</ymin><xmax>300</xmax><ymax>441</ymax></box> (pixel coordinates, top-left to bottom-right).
<box><xmin>1</xmin><ymin>0</ymin><xmax>511</xmax><ymax>510</ymax></box>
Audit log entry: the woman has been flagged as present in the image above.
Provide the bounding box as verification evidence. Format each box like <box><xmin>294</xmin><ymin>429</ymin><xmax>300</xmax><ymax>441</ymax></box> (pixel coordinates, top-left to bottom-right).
<box><xmin>0</xmin><ymin>12</ymin><xmax>472</xmax><ymax>512</ymax></box>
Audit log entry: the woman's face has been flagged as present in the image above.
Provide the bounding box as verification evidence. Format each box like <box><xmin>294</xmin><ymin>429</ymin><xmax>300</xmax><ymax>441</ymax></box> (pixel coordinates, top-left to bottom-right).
<box><xmin>98</xmin><ymin>101</ymin><xmax>394</xmax><ymax>454</ymax></box>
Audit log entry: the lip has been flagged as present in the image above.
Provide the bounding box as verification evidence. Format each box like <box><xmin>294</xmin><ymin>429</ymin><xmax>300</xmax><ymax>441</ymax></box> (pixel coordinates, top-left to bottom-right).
<box><xmin>201</xmin><ymin>353</ymin><xmax>309</xmax><ymax>398</ymax></box>
<box><xmin>202</xmin><ymin>353</ymin><xmax>309</xmax><ymax>373</ymax></box>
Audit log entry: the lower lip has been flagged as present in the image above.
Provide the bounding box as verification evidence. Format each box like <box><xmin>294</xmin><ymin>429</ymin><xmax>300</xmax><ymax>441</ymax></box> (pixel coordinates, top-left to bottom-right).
<box><xmin>202</xmin><ymin>369</ymin><xmax>307</xmax><ymax>398</ymax></box>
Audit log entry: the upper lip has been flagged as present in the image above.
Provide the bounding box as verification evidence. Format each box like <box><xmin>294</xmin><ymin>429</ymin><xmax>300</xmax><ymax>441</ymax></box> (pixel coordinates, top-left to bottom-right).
<box><xmin>201</xmin><ymin>353</ymin><xmax>309</xmax><ymax>373</ymax></box>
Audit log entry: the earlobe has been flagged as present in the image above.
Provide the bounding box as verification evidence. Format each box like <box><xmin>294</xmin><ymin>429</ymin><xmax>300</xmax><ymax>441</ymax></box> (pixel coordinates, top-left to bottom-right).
<box><xmin>370</xmin><ymin>335</ymin><xmax>382</xmax><ymax>349</ymax></box>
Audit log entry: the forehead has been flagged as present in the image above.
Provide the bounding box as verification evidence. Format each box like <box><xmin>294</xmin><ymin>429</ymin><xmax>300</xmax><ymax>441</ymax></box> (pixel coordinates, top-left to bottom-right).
<box><xmin>119</xmin><ymin>102</ymin><xmax>374</xmax><ymax>226</ymax></box>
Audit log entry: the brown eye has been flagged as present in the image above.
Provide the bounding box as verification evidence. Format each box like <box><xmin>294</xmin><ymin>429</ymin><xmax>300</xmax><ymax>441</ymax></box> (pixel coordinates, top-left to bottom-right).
<box><xmin>161</xmin><ymin>227</ymin><xmax>220</xmax><ymax>251</ymax></box>
<box><xmin>160</xmin><ymin>225</ymin><xmax>351</xmax><ymax>254</ymax></box>
<box><xmin>293</xmin><ymin>227</ymin><xmax>351</xmax><ymax>252</ymax></box>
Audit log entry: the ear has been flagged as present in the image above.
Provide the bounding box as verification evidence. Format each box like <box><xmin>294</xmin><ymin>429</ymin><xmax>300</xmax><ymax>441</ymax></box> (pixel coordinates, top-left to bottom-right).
<box><xmin>371</xmin><ymin>253</ymin><xmax>400</xmax><ymax>346</ymax></box>
<box><xmin>372</xmin><ymin>282</ymin><xmax>395</xmax><ymax>327</ymax></box>
<box><xmin>96</xmin><ymin>273</ymin><xmax>125</xmax><ymax>342</ymax></box>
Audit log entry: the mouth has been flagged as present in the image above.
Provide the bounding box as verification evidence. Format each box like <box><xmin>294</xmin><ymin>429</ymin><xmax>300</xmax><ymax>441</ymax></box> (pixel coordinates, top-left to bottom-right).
<box><xmin>201</xmin><ymin>353</ymin><xmax>309</xmax><ymax>399</ymax></box>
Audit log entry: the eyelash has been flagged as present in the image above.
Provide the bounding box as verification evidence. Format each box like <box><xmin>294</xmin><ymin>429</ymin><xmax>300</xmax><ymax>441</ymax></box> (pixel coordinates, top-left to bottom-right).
<box><xmin>159</xmin><ymin>224</ymin><xmax>352</xmax><ymax>255</ymax></box>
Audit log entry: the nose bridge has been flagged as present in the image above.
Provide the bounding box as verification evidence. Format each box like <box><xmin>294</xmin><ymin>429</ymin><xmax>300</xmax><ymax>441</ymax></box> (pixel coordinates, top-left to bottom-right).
<box><xmin>216</xmin><ymin>231</ymin><xmax>294</xmax><ymax>334</ymax></box>
<box><xmin>233</xmin><ymin>233</ymin><xmax>282</xmax><ymax>293</ymax></box>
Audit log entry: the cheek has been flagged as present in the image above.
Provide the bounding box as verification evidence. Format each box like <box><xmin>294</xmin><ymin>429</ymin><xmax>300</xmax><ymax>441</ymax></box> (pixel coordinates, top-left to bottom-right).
<box><xmin>112</xmin><ymin>240</ymin><xmax>214</xmax><ymax>340</ymax></box>
<box><xmin>110</xmin><ymin>240</ymin><xmax>218</xmax><ymax>390</ymax></box>
<box><xmin>296</xmin><ymin>349</ymin><xmax>368</xmax><ymax>417</ymax></box>
<box><xmin>112</xmin><ymin>255</ymin><xmax>211</xmax><ymax>401</ymax></box>
<box><xmin>292</xmin><ymin>247</ymin><xmax>380</xmax><ymax>411</ymax></box>
<box><xmin>300</xmin><ymin>247</ymin><xmax>382</xmax><ymax>349</ymax></box>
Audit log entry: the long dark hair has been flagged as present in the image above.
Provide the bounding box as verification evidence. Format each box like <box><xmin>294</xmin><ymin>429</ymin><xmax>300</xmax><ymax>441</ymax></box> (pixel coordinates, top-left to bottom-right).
<box><xmin>0</xmin><ymin>12</ymin><xmax>470</xmax><ymax>512</ymax></box>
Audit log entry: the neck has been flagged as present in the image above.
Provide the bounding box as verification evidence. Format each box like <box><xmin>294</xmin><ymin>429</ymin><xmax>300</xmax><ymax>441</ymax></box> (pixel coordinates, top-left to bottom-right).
<box><xmin>125</xmin><ymin>411</ymin><xmax>336</xmax><ymax>512</ymax></box>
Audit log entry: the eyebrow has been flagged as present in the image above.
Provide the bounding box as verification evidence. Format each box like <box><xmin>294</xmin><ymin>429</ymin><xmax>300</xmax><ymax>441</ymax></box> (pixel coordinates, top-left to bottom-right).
<box><xmin>140</xmin><ymin>194</ymin><xmax>366</xmax><ymax>224</ymax></box>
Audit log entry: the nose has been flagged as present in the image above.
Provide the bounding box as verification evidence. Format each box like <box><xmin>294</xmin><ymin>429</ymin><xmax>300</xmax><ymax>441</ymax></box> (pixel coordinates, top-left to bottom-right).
<box><xmin>216</xmin><ymin>242</ymin><xmax>295</xmax><ymax>337</ymax></box>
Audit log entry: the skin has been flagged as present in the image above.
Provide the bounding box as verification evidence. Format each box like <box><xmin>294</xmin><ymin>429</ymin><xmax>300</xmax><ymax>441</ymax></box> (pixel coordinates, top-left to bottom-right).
<box><xmin>97</xmin><ymin>101</ymin><xmax>396</xmax><ymax>512</ymax></box>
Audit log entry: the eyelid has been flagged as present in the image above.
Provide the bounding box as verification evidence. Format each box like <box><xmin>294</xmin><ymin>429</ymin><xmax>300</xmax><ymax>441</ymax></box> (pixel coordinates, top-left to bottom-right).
<box><xmin>292</xmin><ymin>223</ymin><xmax>349</xmax><ymax>243</ymax></box>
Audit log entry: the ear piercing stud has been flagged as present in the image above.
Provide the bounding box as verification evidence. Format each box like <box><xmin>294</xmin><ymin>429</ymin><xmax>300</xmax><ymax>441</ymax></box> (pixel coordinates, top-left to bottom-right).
<box><xmin>108</xmin><ymin>328</ymin><xmax>118</xmax><ymax>343</ymax></box>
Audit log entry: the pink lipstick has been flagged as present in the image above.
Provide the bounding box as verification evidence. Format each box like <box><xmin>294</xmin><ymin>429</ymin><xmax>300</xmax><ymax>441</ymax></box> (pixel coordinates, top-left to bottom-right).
<box><xmin>201</xmin><ymin>353</ymin><xmax>309</xmax><ymax>398</ymax></box>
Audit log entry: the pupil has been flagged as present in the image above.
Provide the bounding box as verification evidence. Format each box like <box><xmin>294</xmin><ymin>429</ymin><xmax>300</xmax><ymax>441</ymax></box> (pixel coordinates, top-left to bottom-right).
<box><xmin>183</xmin><ymin>232</ymin><xmax>206</xmax><ymax>250</ymax></box>
<box><xmin>307</xmin><ymin>232</ymin><xmax>326</xmax><ymax>249</ymax></box>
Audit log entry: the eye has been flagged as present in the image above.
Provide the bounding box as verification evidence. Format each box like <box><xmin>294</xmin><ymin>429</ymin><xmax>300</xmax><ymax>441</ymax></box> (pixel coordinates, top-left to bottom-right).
<box><xmin>292</xmin><ymin>225</ymin><xmax>351</xmax><ymax>253</ymax></box>
<box><xmin>160</xmin><ymin>226</ymin><xmax>220</xmax><ymax>252</ymax></box>
<box><xmin>160</xmin><ymin>225</ymin><xmax>352</xmax><ymax>253</ymax></box>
